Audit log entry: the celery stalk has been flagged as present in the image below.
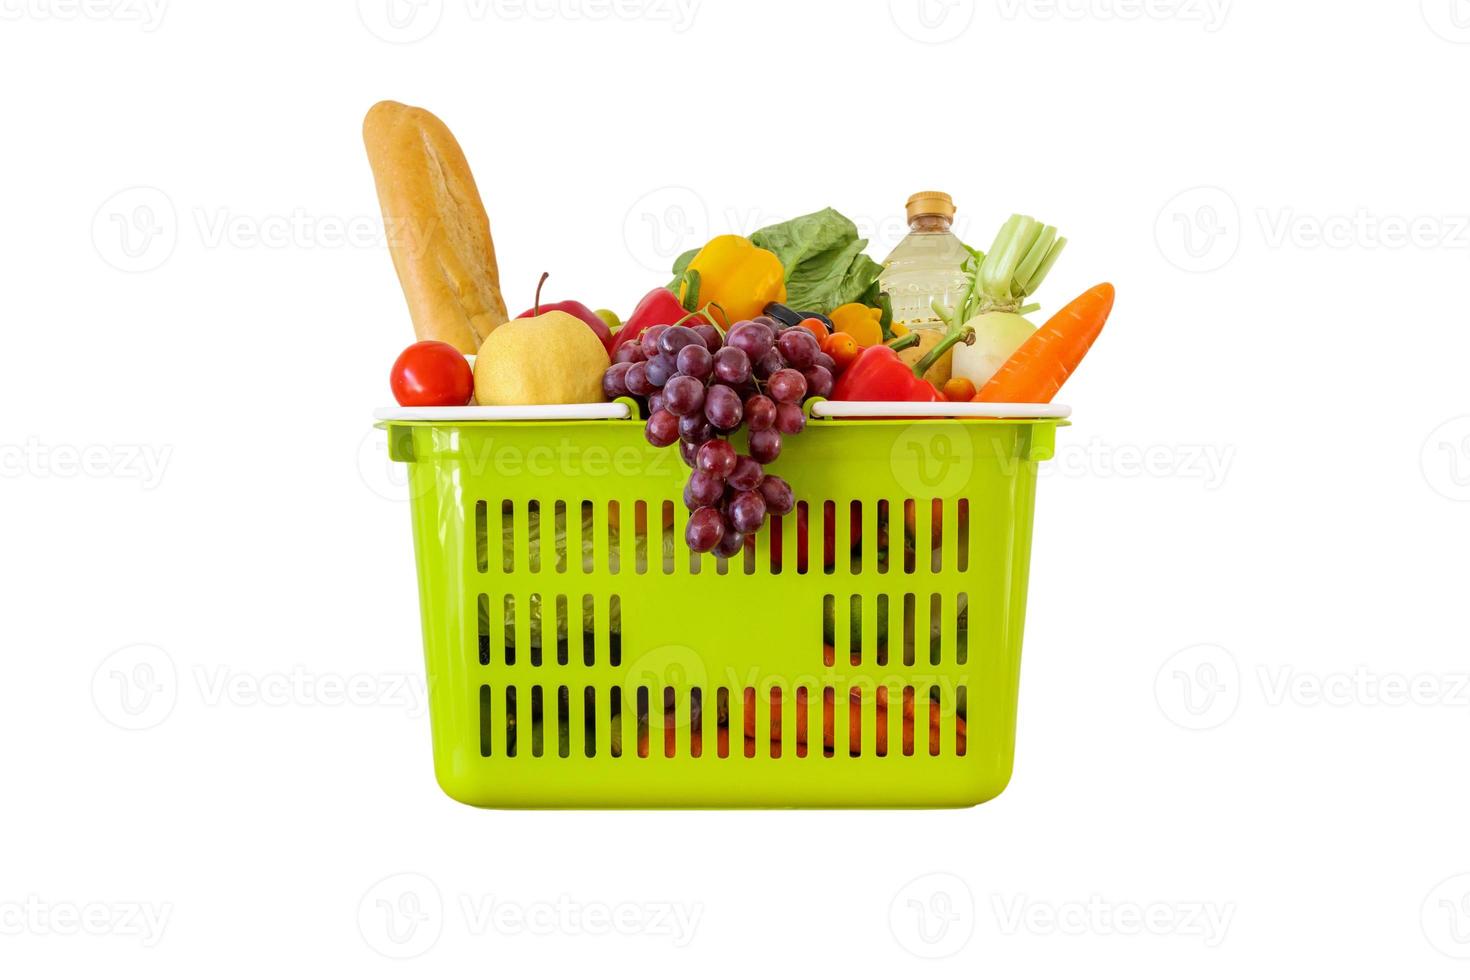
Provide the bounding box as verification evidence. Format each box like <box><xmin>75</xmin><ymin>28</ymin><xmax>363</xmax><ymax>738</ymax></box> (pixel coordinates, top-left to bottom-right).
<box><xmin>949</xmin><ymin>213</ymin><xmax>1067</xmax><ymax>390</ymax></box>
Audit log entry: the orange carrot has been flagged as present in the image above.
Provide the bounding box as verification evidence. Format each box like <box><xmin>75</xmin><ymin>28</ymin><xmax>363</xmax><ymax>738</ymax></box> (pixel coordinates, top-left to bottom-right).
<box><xmin>975</xmin><ymin>282</ymin><xmax>1114</xmax><ymax>403</ymax></box>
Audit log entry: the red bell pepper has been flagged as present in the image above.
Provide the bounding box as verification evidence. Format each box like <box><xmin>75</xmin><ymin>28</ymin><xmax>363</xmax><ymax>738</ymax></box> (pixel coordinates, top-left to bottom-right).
<box><xmin>607</xmin><ymin>286</ymin><xmax>707</xmax><ymax>354</ymax></box>
<box><xmin>830</xmin><ymin>324</ymin><xmax>974</xmax><ymax>402</ymax></box>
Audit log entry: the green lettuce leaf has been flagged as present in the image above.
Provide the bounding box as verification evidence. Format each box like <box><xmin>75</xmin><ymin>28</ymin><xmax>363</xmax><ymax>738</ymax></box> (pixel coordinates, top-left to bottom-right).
<box><xmin>749</xmin><ymin>208</ymin><xmax>885</xmax><ymax>314</ymax></box>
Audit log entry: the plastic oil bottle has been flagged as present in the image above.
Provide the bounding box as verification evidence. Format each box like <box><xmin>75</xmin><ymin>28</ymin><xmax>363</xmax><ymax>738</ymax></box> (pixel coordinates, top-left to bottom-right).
<box><xmin>880</xmin><ymin>191</ymin><xmax>971</xmax><ymax>331</ymax></box>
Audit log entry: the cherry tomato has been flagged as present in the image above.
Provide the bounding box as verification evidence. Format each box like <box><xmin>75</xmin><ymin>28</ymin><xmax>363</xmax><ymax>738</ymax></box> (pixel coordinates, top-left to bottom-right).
<box><xmin>820</xmin><ymin>331</ymin><xmax>860</xmax><ymax>370</ymax></box>
<box><xmin>390</xmin><ymin>341</ymin><xmax>474</xmax><ymax>406</ymax></box>
<box><xmin>942</xmin><ymin>377</ymin><xmax>976</xmax><ymax>402</ymax></box>
<box><xmin>796</xmin><ymin>317</ymin><xmax>829</xmax><ymax>343</ymax></box>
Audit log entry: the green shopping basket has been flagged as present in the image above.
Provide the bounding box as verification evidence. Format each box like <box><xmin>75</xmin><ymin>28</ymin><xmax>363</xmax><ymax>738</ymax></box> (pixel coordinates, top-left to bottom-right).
<box><xmin>378</xmin><ymin>398</ymin><xmax>1067</xmax><ymax>808</ymax></box>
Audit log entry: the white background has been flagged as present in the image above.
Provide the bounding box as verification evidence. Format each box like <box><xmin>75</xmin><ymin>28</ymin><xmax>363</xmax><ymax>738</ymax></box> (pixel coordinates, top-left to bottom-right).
<box><xmin>3</xmin><ymin>0</ymin><xmax>1469</xmax><ymax>975</ymax></box>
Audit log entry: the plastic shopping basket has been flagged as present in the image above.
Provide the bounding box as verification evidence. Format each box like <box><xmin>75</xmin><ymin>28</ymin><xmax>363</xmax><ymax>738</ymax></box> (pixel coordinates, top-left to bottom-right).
<box><xmin>378</xmin><ymin>399</ymin><xmax>1067</xmax><ymax>808</ymax></box>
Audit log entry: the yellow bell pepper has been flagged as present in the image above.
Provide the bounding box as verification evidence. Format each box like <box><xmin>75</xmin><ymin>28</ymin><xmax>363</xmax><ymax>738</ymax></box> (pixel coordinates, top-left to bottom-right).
<box><xmin>828</xmin><ymin>303</ymin><xmax>884</xmax><ymax>347</ymax></box>
<box><xmin>678</xmin><ymin>235</ymin><xmax>785</xmax><ymax>325</ymax></box>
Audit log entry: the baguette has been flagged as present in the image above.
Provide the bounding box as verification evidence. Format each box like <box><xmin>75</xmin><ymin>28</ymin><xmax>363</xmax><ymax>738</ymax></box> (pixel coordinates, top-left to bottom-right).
<box><xmin>363</xmin><ymin>101</ymin><xmax>508</xmax><ymax>353</ymax></box>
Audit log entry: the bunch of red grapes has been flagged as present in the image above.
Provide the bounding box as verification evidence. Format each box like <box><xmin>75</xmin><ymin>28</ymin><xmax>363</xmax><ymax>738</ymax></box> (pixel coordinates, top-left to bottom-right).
<box><xmin>602</xmin><ymin>314</ymin><xmax>837</xmax><ymax>556</ymax></box>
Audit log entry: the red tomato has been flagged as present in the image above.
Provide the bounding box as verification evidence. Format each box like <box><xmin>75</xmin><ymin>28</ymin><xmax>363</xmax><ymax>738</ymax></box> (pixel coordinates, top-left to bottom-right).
<box><xmin>390</xmin><ymin>341</ymin><xmax>474</xmax><ymax>406</ymax></box>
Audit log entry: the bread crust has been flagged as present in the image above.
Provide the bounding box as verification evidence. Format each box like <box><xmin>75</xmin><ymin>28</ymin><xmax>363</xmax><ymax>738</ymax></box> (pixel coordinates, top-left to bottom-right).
<box><xmin>363</xmin><ymin>101</ymin><xmax>508</xmax><ymax>353</ymax></box>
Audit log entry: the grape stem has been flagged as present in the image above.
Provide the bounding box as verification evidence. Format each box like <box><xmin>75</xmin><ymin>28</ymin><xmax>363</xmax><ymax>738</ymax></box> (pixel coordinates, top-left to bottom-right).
<box><xmin>672</xmin><ymin>301</ymin><xmax>726</xmax><ymax>333</ymax></box>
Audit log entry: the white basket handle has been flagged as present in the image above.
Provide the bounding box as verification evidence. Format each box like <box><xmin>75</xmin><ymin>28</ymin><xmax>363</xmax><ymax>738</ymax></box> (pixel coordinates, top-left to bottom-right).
<box><xmin>375</xmin><ymin>403</ymin><xmax>632</xmax><ymax>422</ymax></box>
<box><xmin>810</xmin><ymin>400</ymin><xmax>1070</xmax><ymax>419</ymax></box>
<box><xmin>376</xmin><ymin>400</ymin><xmax>1069</xmax><ymax>422</ymax></box>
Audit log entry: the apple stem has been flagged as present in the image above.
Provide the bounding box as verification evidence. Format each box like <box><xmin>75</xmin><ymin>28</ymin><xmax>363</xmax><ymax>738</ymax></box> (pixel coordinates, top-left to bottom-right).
<box><xmin>533</xmin><ymin>271</ymin><xmax>549</xmax><ymax>316</ymax></box>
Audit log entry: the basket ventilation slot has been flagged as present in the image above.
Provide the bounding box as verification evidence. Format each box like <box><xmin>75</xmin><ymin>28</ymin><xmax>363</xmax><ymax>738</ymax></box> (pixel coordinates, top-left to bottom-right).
<box><xmin>477</xmin><ymin>683</ymin><xmax>967</xmax><ymax>760</ymax></box>
<box><xmin>473</xmin><ymin>497</ymin><xmax>972</xmax><ymax>578</ymax></box>
<box><xmin>477</xmin><ymin>593</ymin><xmax>621</xmax><ymax>667</ymax></box>
<box><xmin>822</xmin><ymin>592</ymin><xmax>969</xmax><ymax>667</ymax></box>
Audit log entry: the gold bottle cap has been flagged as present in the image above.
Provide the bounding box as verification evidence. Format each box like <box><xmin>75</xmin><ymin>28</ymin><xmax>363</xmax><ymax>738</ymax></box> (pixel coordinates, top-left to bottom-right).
<box><xmin>905</xmin><ymin>191</ymin><xmax>955</xmax><ymax>222</ymax></box>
